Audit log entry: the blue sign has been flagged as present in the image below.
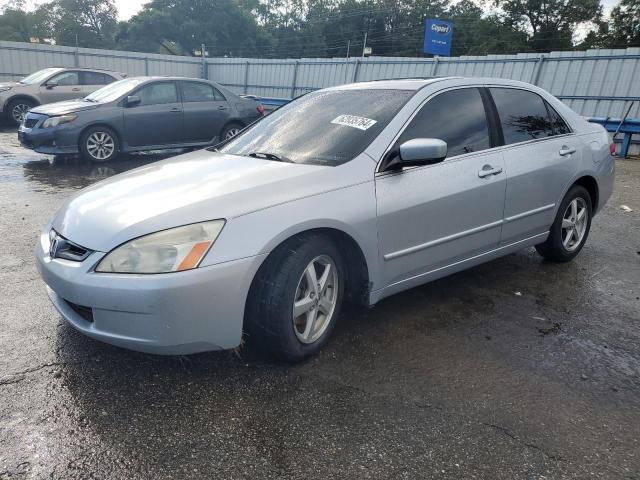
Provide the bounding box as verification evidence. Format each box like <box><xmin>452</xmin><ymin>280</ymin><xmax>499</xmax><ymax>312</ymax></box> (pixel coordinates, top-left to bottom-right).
<box><xmin>424</xmin><ymin>19</ymin><xmax>453</xmax><ymax>56</ymax></box>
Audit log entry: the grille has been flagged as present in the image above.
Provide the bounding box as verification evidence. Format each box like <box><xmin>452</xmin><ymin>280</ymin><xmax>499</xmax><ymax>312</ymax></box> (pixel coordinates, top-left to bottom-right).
<box><xmin>64</xmin><ymin>300</ymin><xmax>94</xmax><ymax>323</ymax></box>
<box><xmin>24</xmin><ymin>118</ymin><xmax>39</xmax><ymax>128</ymax></box>
<box><xmin>49</xmin><ymin>230</ymin><xmax>93</xmax><ymax>262</ymax></box>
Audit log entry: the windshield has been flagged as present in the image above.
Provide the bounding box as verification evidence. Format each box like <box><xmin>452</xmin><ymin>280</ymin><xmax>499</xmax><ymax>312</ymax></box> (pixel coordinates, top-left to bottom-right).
<box><xmin>19</xmin><ymin>68</ymin><xmax>62</xmax><ymax>85</ymax></box>
<box><xmin>84</xmin><ymin>78</ymin><xmax>147</xmax><ymax>103</ymax></box>
<box><xmin>217</xmin><ymin>89</ymin><xmax>415</xmax><ymax>166</ymax></box>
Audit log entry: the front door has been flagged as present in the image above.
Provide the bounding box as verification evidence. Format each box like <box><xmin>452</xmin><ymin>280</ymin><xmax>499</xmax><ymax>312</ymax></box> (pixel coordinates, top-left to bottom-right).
<box><xmin>123</xmin><ymin>81</ymin><xmax>184</xmax><ymax>147</ymax></box>
<box><xmin>39</xmin><ymin>71</ymin><xmax>83</xmax><ymax>103</ymax></box>
<box><xmin>376</xmin><ymin>87</ymin><xmax>507</xmax><ymax>289</ymax></box>
<box><xmin>488</xmin><ymin>87</ymin><xmax>581</xmax><ymax>245</ymax></box>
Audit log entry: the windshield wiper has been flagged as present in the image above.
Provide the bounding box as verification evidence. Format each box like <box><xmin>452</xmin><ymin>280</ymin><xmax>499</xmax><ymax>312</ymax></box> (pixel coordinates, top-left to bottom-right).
<box><xmin>248</xmin><ymin>152</ymin><xmax>294</xmax><ymax>163</ymax></box>
<box><xmin>84</xmin><ymin>97</ymin><xmax>98</xmax><ymax>102</ymax></box>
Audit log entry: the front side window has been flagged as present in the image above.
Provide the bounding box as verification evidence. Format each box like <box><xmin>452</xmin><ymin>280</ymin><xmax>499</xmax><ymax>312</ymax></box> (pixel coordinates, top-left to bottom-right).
<box><xmin>137</xmin><ymin>82</ymin><xmax>178</xmax><ymax>105</ymax></box>
<box><xmin>182</xmin><ymin>82</ymin><xmax>216</xmax><ymax>102</ymax></box>
<box><xmin>490</xmin><ymin>88</ymin><xmax>556</xmax><ymax>144</ymax></box>
<box><xmin>396</xmin><ymin>87</ymin><xmax>491</xmax><ymax>158</ymax></box>
<box><xmin>50</xmin><ymin>71</ymin><xmax>80</xmax><ymax>86</ymax></box>
<box><xmin>218</xmin><ymin>89</ymin><xmax>414</xmax><ymax>166</ymax></box>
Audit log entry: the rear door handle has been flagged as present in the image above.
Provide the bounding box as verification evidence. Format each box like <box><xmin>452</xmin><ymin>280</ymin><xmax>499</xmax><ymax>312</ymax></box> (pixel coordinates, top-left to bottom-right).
<box><xmin>170</xmin><ymin>107</ymin><xmax>182</xmax><ymax>113</ymax></box>
<box><xmin>478</xmin><ymin>165</ymin><xmax>503</xmax><ymax>178</ymax></box>
<box><xmin>218</xmin><ymin>105</ymin><xmax>228</xmax><ymax>110</ymax></box>
<box><xmin>559</xmin><ymin>146</ymin><xmax>576</xmax><ymax>156</ymax></box>
<box><xmin>72</xmin><ymin>87</ymin><xmax>81</xmax><ymax>92</ymax></box>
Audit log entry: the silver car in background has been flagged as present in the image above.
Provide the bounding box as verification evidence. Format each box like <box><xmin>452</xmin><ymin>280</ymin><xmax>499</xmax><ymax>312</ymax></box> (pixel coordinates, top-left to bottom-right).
<box><xmin>35</xmin><ymin>77</ymin><xmax>615</xmax><ymax>362</ymax></box>
<box><xmin>0</xmin><ymin>67</ymin><xmax>125</xmax><ymax>125</ymax></box>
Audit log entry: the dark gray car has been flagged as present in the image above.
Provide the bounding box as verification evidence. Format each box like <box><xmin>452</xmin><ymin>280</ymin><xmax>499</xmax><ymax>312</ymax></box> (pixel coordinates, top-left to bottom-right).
<box><xmin>18</xmin><ymin>77</ymin><xmax>264</xmax><ymax>162</ymax></box>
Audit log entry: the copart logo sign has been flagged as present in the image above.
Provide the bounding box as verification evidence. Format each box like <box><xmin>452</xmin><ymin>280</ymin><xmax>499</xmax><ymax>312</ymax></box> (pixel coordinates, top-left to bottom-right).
<box><xmin>431</xmin><ymin>23</ymin><xmax>451</xmax><ymax>35</ymax></box>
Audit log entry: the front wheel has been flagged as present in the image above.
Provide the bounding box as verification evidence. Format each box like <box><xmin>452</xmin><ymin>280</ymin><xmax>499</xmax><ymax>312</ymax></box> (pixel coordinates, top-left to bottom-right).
<box><xmin>79</xmin><ymin>126</ymin><xmax>119</xmax><ymax>163</ymax></box>
<box><xmin>245</xmin><ymin>234</ymin><xmax>345</xmax><ymax>362</ymax></box>
<box><xmin>535</xmin><ymin>185</ymin><xmax>592</xmax><ymax>262</ymax></box>
<box><xmin>7</xmin><ymin>98</ymin><xmax>36</xmax><ymax>126</ymax></box>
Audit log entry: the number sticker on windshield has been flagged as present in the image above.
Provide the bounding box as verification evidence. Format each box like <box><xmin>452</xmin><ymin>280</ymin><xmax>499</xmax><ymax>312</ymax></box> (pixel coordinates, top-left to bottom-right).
<box><xmin>331</xmin><ymin>115</ymin><xmax>377</xmax><ymax>131</ymax></box>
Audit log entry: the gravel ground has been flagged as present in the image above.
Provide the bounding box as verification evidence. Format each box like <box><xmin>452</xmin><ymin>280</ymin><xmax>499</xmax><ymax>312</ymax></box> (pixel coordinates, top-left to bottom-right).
<box><xmin>0</xmin><ymin>124</ymin><xmax>639</xmax><ymax>480</ymax></box>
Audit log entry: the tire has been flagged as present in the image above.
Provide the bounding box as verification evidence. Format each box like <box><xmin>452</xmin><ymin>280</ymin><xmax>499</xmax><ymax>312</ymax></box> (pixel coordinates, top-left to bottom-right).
<box><xmin>220</xmin><ymin>122</ymin><xmax>243</xmax><ymax>141</ymax></box>
<box><xmin>79</xmin><ymin>126</ymin><xmax>119</xmax><ymax>163</ymax></box>
<box><xmin>245</xmin><ymin>233</ymin><xmax>345</xmax><ymax>362</ymax></box>
<box><xmin>535</xmin><ymin>185</ymin><xmax>593</xmax><ymax>262</ymax></box>
<box><xmin>7</xmin><ymin>98</ymin><xmax>36</xmax><ymax>126</ymax></box>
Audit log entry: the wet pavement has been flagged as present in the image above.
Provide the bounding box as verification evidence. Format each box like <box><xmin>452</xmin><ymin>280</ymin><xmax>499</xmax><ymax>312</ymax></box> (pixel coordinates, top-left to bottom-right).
<box><xmin>0</xmin><ymin>124</ymin><xmax>639</xmax><ymax>479</ymax></box>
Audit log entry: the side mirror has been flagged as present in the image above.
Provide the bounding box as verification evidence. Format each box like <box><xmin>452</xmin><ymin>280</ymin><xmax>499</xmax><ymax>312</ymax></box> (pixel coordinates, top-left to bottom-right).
<box><xmin>44</xmin><ymin>81</ymin><xmax>58</xmax><ymax>89</ymax></box>
<box><xmin>398</xmin><ymin>138</ymin><xmax>447</xmax><ymax>167</ymax></box>
<box><xmin>125</xmin><ymin>95</ymin><xmax>141</xmax><ymax>107</ymax></box>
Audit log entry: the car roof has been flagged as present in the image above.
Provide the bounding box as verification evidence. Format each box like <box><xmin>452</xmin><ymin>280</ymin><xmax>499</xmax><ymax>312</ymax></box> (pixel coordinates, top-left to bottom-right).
<box><xmin>330</xmin><ymin>76</ymin><xmax>539</xmax><ymax>91</ymax></box>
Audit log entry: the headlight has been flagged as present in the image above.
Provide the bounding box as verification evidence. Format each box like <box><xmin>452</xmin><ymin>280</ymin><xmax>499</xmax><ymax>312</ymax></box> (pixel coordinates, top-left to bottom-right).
<box><xmin>42</xmin><ymin>114</ymin><xmax>77</xmax><ymax>128</ymax></box>
<box><xmin>95</xmin><ymin>220</ymin><xmax>225</xmax><ymax>274</ymax></box>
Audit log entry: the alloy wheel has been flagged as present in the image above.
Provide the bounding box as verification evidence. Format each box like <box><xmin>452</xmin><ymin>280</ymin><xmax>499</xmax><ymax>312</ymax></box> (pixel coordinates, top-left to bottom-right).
<box><xmin>561</xmin><ymin>197</ymin><xmax>588</xmax><ymax>252</ymax></box>
<box><xmin>86</xmin><ymin>132</ymin><xmax>115</xmax><ymax>161</ymax></box>
<box><xmin>12</xmin><ymin>103</ymin><xmax>30</xmax><ymax>124</ymax></box>
<box><xmin>225</xmin><ymin>128</ymin><xmax>240</xmax><ymax>139</ymax></box>
<box><xmin>292</xmin><ymin>255</ymin><xmax>338</xmax><ymax>344</ymax></box>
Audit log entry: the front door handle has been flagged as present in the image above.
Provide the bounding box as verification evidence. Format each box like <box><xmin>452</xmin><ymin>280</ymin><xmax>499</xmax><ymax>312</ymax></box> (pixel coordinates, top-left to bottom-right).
<box><xmin>218</xmin><ymin>105</ymin><xmax>228</xmax><ymax>110</ymax></box>
<box><xmin>72</xmin><ymin>87</ymin><xmax>81</xmax><ymax>92</ymax></box>
<box><xmin>170</xmin><ymin>107</ymin><xmax>182</xmax><ymax>113</ymax></box>
<box><xmin>478</xmin><ymin>164</ymin><xmax>503</xmax><ymax>178</ymax></box>
<box><xmin>559</xmin><ymin>146</ymin><xmax>576</xmax><ymax>156</ymax></box>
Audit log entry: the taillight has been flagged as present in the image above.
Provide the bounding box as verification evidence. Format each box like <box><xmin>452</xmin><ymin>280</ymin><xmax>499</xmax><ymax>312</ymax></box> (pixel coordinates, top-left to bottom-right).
<box><xmin>609</xmin><ymin>143</ymin><xmax>616</xmax><ymax>156</ymax></box>
<box><xmin>257</xmin><ymin>104</ymin><xmax>265</xmax><ymax>115</ymax></box>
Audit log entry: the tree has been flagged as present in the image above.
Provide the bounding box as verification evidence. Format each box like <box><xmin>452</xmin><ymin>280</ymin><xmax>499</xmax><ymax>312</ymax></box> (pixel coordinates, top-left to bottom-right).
<box><xmin>48</xmin><ymin>0</ymin><xmax>119</xmax><ymax>48</ymax></box>
<box><xmin>606</xmin><ymin>0</ymin><xmax>640</xmax><ymax>47</ymax></box>
<box><xmin>494</xmin><ymin>0</ymin><xmax>602</xmax><ymax>51</ymax></box>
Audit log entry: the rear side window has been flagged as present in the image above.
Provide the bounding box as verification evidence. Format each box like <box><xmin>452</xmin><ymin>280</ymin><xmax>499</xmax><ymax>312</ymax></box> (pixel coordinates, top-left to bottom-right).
<box><xmin>547</xmin><ymin>104</ymin><xmax>571</xmax><ymax>135</ymax></box>
<box><xmin>490</xmin><ymin>88</ymin><xmax>556</xmax><ymax>144</ymax></box>
<box><xmin>137</xmin><ymin>82</ymin><xmax>178</xmax><ymax>105</ymax></box>
<box><xmin>398</xmin><ymin>87</ymin><xmax>490</xmax><ymax>157</ymax></box>
<box><xmin>81</xmin><ymin>72</ymin><xmax>115</xmax><ymax>85</ymax></box>
<box><xmin>182</xmin><ymin>82</ymin><xmax>227</xmax><ymax>102</ymax></box>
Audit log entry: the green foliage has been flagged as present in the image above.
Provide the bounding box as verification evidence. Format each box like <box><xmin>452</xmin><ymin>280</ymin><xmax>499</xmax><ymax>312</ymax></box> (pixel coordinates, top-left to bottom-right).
<box><xmin>0</xmin><ymin>0</ymin><xmax>636</xmax><ymax>57</ymax></box>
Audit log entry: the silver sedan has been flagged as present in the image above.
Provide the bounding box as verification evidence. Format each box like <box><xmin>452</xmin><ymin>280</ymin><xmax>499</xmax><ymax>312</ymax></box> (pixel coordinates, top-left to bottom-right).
<box><xmin>36</xmin><ymin>77</ymin><xmax>615</xmax><ymax>362</ymax></box>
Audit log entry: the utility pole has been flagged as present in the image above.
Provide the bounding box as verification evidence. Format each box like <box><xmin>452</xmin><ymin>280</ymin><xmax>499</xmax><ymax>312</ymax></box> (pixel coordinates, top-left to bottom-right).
<box><xmin>346</xmin><ymin>40</ymin><xmax>350</xmax><ymax>59</ymax></box>
<box><xmin>361</xmin><ymin>32</ymin><xmax>368</xmax><ymax>58</ymax></box>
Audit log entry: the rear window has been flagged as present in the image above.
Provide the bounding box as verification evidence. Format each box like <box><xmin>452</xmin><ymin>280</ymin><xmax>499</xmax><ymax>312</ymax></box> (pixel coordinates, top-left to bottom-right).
<box><xmin>217</xmin><ymin>89</ymin><xmax>414</xmax><ymax>166</ymax></box>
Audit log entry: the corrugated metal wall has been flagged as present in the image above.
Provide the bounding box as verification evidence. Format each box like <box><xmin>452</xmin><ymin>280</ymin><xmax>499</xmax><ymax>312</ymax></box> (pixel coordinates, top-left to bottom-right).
<box><xmin>2</xmin><ymin>40</ymin><xmax>639</xmax><ymax>120</ymax></box>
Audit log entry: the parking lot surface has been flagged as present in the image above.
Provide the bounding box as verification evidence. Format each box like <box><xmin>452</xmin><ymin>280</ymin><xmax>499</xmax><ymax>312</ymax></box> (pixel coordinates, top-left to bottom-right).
<box><xmin>0</xmin><ymin>124</ymin><xmax>639</xmax><ymax>479</ymax></box>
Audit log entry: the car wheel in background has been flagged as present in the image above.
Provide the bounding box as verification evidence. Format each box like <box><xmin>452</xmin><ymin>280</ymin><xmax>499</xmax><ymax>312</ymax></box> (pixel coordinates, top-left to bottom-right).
<box><xmin>7</xmin><ymin>98</ymin><xmax>36</xmax><ymax>126</ymax></box>
<box><xmin>245</xmin><ymin>233</ymin><xmax>345</xmax><ymax>362</ymax></box>
<box><xmin>220</xmin><ymin>123</ymin><xmax>243</xmax><ymax>141</ymax></box>
<box><xmin>79</xmin><ymin>126</ymin><xmax>120</xmax><ymax>163</ymax></box>
<box><xmin>535</xmin><ymin>185</ymin><xmax>593</xmax><ymax>262</ymax></box>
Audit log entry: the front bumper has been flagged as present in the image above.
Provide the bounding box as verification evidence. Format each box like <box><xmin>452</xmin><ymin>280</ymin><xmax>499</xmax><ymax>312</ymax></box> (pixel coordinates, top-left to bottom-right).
<box><xmin>35</xmin><ymin>230</ymin><xmax>265</xmax><ymax>354</ymax></box>
<box><xmin>18</xmin><ymin>113</ymin><xmax>80</xmax><ymax>155</ymax></box>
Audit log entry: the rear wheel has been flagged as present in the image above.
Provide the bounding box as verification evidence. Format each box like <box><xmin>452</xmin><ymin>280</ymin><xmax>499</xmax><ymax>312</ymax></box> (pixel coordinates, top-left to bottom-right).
<box><xmin>79</xmin><ymin>126</ymin><xmax>119</xmax><ymax>163</ymax></box>
<box><xmin>7</xmin><ymin>98</ymin><xmax>36</xmax><ymax>126</ymax></box>
<box><xmin>220</xmin><ymin>123</ymin><xmax>243</xmax><ymax>141</ymax></box>
<box><xmin>245</xmin><ymin>234</ymin><xmax>345</xmax><ymax>362</ymax></box>
<box><xmin>535</xmin><ymin>185</ymin><xmax>592</xmax><ymax>262</ymax></box>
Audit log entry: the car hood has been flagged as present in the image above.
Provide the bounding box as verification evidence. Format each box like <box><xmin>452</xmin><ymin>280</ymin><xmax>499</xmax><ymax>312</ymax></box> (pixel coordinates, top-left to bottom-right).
<box><xmin>31</xmin><ymin>99</ymin><xmax>99</xmax><ymax>116</ymax></box>
<box><xmin>52</xmin><ymin>150</ymin><xmax>371</xmax><ymax>252</ymax></box>
<box><xmin>0</xmin><ymin>81</ymin><xmax>19</xmax><ymax>90</ymax></box>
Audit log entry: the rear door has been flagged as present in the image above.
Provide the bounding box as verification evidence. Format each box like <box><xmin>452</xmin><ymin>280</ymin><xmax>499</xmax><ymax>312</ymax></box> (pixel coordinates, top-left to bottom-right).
<box><xmin>180</xmin><ymin>81</ymin><xmax>230</xmax><ymax>142</ymax></box>
<box><xmin>376</xmin><ymin>87</ymin><xmax>507</xmax><ymax>288</ymax></box>
<box><xmin>123</xmin><ymin>81</ymin><xmax>184</xmax><ymax>147</ymax></box>
<box><xmin>39</xmin><ymin>70</ymin><xmax>83</xmax><ymax>103</ymax></box>
<box><xmin>488</xmin><ymin>87</ymin><xmax>580</xmax><ymax>245</ymax></box>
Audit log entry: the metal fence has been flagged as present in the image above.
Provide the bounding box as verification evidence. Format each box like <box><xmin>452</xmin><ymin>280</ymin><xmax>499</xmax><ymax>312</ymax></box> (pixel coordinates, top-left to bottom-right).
<box><xmin>2</xmin><ymin>39</ymin><xmax>640</xmax><ymax>122</ymax></box>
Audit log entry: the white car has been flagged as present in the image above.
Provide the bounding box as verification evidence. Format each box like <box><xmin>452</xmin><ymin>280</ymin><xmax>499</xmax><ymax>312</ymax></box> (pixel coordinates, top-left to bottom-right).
<box><xmin>36</xmin><ymin>77</ymin><xmax>615</xmax><ymax>361</ymax></box>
